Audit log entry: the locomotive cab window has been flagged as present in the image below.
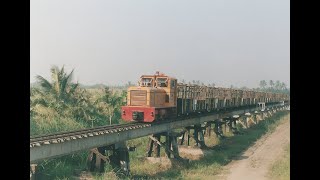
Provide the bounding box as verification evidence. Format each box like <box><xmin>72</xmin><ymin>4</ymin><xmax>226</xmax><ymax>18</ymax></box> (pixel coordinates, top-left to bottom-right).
<box><xmin>141</xmin><ymin>78</ymin><xmax>152</xmax><ymax>87</ymax></box>
<box><xmin>156</xmin><ymin>78</ymin><xmax>168</xmax><ymax>87</ymax></box>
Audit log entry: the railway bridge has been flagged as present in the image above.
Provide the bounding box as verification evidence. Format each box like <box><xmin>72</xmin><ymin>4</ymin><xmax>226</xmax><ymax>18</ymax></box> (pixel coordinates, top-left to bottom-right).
<box><xmin>30</xmin><ymin>102</ymin><xmax>289</xmax><ymax>178</ymax></box>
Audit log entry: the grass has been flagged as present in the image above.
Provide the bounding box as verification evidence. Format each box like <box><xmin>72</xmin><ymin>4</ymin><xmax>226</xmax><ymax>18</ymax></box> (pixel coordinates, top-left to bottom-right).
<box><xmin>268</xmin><ymin>143</ymin><xmax>290</xmax><ymax>180</ymax></box>
<box><xmin>30</xmin><ymin>116</ymin><xmax>86</xmax><ymax>136</ymax></box>
<box><xmin>35</xmin><ymin>151</ymin><xmax>89</xmax><ymax>180</ymax></box>
<box><xmin>124</xmin><ymin>111</ymin><xmax>290</xmax><ymax>179</ymax></box>
<box><xmin>36</xmin><ymin>111</ymin><xmax>289</xmax><ymax>180</ymax></box>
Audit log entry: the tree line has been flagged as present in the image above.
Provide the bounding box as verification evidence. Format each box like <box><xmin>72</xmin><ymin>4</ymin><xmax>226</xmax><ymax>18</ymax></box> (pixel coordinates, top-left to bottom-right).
<box><xmin>257</xmin><ymin>80</ymin><xmax>289</xmax><ymax>94</ymax></box>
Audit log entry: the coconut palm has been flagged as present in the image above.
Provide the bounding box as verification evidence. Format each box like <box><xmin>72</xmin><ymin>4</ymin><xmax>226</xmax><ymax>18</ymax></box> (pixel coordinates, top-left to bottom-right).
<box><xmin>280</xmin><ymin>82</ymin><xmax>287</xmax><ymax>91</ymax></box>
<box><xmin>32</xmin><ymin>66</ymin><xmax>81</xmax><ymax>118</ymax></box>
<box><xmin>269</xmin><ymin>80</ymin><xmax>274</xmax><ymax>90</ymax></box>
<box><xmin>35</xmin><ymin>65</ymin><xmax>78</xmax><ymax>103</ymax></box>
<box><xmin>259</xmin><ymin>80</ymin><xmax>267</xmax><ymax>90</ymax></box>
<box><xmin>275</xmin><ymin>80</ymin><xmax>281</xmax><ymax>91</ymax></box>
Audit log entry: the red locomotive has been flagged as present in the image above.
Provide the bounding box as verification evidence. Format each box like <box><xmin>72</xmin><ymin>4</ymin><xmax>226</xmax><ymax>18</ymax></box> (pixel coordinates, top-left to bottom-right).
<box><xmin>121</xmin><ymin>72</ymin><xmax>177</xmax><ymax>122</ymax></box>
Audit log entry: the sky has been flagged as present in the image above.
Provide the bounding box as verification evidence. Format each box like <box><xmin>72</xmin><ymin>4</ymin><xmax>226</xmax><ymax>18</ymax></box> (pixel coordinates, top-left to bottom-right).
<box><xmin>31</xmin><ymin>0</ymin><xmax>290</xmax><ymax>88</ymax></box>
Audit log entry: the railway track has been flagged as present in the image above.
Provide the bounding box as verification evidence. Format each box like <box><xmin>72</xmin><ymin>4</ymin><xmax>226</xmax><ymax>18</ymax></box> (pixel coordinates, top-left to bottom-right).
<box><xmin>29</xmin><ymin>108</ymin><xmax>237</xmax><ymax>147</ymax></box>
<box><xmin>30</xmin><ymin>104</ymin><xmax>285</xmax><ymax>148</ymax></box>
<box><xmin>30</xmin><ymin>122</ymin><xmax>151</xmax><ymax>147</ymax></box>
<box><xmin>30</xmin><ymin>104</ymin><xmax>288</xmax><ymax>163</ymax></box>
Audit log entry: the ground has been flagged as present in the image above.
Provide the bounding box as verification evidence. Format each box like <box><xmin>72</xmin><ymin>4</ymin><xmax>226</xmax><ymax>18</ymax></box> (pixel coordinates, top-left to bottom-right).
<box><xmin>217</xmin><ymin>115</ymin><xmax>290</xmax><ymax>180</ymax></box>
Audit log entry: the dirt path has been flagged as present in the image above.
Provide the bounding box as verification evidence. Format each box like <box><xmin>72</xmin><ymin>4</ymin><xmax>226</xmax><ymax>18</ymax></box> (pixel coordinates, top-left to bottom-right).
<box><xmin>219</xmin><ymin>114</ymin><xmax>290</xmax><ymax>180</ymax></box>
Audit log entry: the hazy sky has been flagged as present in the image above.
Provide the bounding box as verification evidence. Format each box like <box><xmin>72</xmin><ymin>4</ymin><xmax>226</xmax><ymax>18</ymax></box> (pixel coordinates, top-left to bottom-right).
<box><xmin>31</xmin><ymin>0</ymin><xmax>289</xmax><ymax>88</ymax></box>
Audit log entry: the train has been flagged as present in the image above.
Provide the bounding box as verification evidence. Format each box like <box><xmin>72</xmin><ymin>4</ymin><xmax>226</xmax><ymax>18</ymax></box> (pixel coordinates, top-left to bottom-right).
<box><xmin>121</xmin><ymin>72</ymin><xmax>290</xmax><ymax>123</ymax></box>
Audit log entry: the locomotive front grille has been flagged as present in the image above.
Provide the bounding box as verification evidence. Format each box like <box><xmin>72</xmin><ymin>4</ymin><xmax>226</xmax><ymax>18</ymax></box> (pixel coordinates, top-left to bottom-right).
<box><xmin>132</xmin><ymin>111</ymin><xmax>144</xmax><ymax>121</ymax></box>
<box><xmin>130</xmin><ymin>90</ymin><xmax>147</xmax><ymax>106</ymax></box>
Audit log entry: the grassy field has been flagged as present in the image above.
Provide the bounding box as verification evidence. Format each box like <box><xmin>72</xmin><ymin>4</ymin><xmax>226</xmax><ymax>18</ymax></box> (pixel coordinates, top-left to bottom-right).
<box><xmin>90</xmin><ymin>111</ymin><xmax>289</xmax><ymax>179</ymax></box>
<box><xmin>268</xmin><ymin>143</ymin><xmax>290</xmax><ymax>180</ymax></box>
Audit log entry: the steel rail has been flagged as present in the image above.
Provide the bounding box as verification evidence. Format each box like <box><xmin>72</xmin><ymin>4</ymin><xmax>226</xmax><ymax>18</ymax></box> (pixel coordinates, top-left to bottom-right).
<box><xmin>30</xmin><ymin>104</ymin><xmax>288</xmax><ymax>162</ymax></box>
<box><xmin>30</xmin><ymin>123</ymin><xmax>151</xmax><ymax>146</ymax></box>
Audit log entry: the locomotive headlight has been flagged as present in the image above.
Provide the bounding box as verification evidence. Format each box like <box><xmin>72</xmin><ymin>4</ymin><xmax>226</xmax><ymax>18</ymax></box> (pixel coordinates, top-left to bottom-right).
<box><xmin>122</xmin><ymin>110</ymin><xmax>126</xmax><ymax>115</ymax></box>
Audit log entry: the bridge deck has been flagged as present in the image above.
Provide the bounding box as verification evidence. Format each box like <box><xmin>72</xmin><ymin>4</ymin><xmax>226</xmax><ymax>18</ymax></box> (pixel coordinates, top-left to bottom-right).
<box><xmin>30</xmin><ymin>104</ymin><xmax>285</xmax><ymax>163</ymax></box>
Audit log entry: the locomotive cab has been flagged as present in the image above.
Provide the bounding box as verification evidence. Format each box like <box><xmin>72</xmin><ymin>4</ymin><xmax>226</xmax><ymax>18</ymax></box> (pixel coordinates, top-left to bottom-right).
<box><xmin>121</xmin><ymin>72</ymin><xmax>177</xmax><ymax>122</ymax></box>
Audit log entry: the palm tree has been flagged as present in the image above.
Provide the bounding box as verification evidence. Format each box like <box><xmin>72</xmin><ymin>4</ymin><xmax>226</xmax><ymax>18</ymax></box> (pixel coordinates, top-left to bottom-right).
<box><xmin>241</xmin><ymin>86</ymin><xmax>249</xmax><ymax>90</ymax></box>
<box><xmin>32</xmin><ymin>65</ymin><xmax>90</xmax><ymax>123</ymax></box>
<box><xmin>35</xmin><ymin>65</ymin><xmax>78</xmax><ymax>102</ymax></box>
<box><xmin>280</xmin><ymin>82</ymin><xmax>287</xmax><ymax>91</ymax></box>
<box><xmin>275</xmin><ymin>80</ymin><xmax>281</xmax><ymax>91</ymax></box>
<box><xmin>269</xmin><ymin>80</ymin><xmax>274</xmax><ymax>90</ymax></box>
<box><xmin>126</xmin><ymin>81</ymin><xmax>132</xmax><ymax>87</ymax></box>
<box><xmin>259</xmin><ymin>80</ymin><xmax>267</xmax><ymax>90</ymax></box>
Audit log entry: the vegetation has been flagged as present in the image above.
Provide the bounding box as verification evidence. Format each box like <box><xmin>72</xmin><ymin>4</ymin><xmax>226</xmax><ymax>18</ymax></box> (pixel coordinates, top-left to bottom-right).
<box><xmin>268</xmin><ymin>143</ymin><xmax>290</xmax><ymax>180</ymax></box>
<box><xmin>30</xmin><ymin>66</ymin><xmax>126</xmax><ymax>136</ymax></box>
<box><xmin>30</xmin><ymin>66</ymin><xmax>126</xmax><ymax>179</ymax></box>
<box><xmin>257</xmin><ymin>80</ymin><xmax>290</xmax><ymax>95</ymax></box>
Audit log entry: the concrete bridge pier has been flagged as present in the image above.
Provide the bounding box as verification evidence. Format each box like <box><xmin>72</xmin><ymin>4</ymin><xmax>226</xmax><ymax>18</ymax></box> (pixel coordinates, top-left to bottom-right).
<box><xmin>213</xmin><ymin>119</ymin><xmax>225</xmax><ymax>138</ymax></box>
<box><xmin>88</xmin><ymin>146</ymin><xmax>107</xmax><ymax>173</ymax></box>
<box><xmin>224</xmin><ymin>117</ymin><xmax>239</xmax><ymax>133</ymax></box>
<box><xmin>205</xmin><ymin>121</ymin><xmax>213</xmax><ymax>137</ymax></box>
<box><xmin>267</xmin><ymin>108</ymin><xmax>273</xmax><ymax>117</ymax></box>
<box><xmin>30</xmin><ymin>164</ymin><xmax>37</xmax><ymax>180</ymax></box>
<box><xmin>247</xmin><ymin>112</ymin><xmax>257</xmax><ymax>126</ymax></box>
<box><xmin>222</xmin><ymin>118</ymin><xmax>229</xmax><ymax>133</ymax></box>
<box><xmin>238</xmin><ymin>113</ymin><xmax>249</xmax><ymax>129</ymax></box>
<box><xmin>147</xmin><ymin>134</ymin><xmax>161</xmax><ymax>157</ymax></box>
<box><xmin>265</xmin><ymin>110</ymin><xmax>270</xmax><ymax>118</ymax></box>
<box><xmin>193</xmin><ymin>124</ymin><xmax>207</xmax><ymax>148</ymax></box>
<box><xmin>88</xmin><ymin>142</ymin><xmax>130</xmax><ymax>176</ymax></box>
<box><xmin>223</xmin><ymin>117</ymin><xmax>231</xmax><ymax>133</ymax></box>
<box><xmin>178</xmin><ymin>125</ymin><xmax>207</xmax><ymax>149</ymax></box>
<box><xmin>147</xmin><ymin>132</ymin><xmax>187</xmax><ymax>162</ymax></box>
<box><xmin>261</xmin><ymin>110</ymin><xmax>265</xmax><ymax>120</ymax></box>
<box><xmin>179</xmin><ymin>128</ymin><xmax>191</xmax><ymax>146</ymax></box>
<box><xmin>269</xmin><ymin>109</ymin><xmax>274</xmax><ymax>116</ymax></box>
<box><xmin>229</xmin><ymin>115</ymin><xmax>241</xmax><ymax>134</ymax></box>
<box><xmin>272</xmin><ymin>108</ymin><xmax>277</xmax><ymax>114</ymax></box>
<box><xmin>253</xmin><ymin>111</ymin><xmax>259</xmax><ymax>124</ymax></box>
